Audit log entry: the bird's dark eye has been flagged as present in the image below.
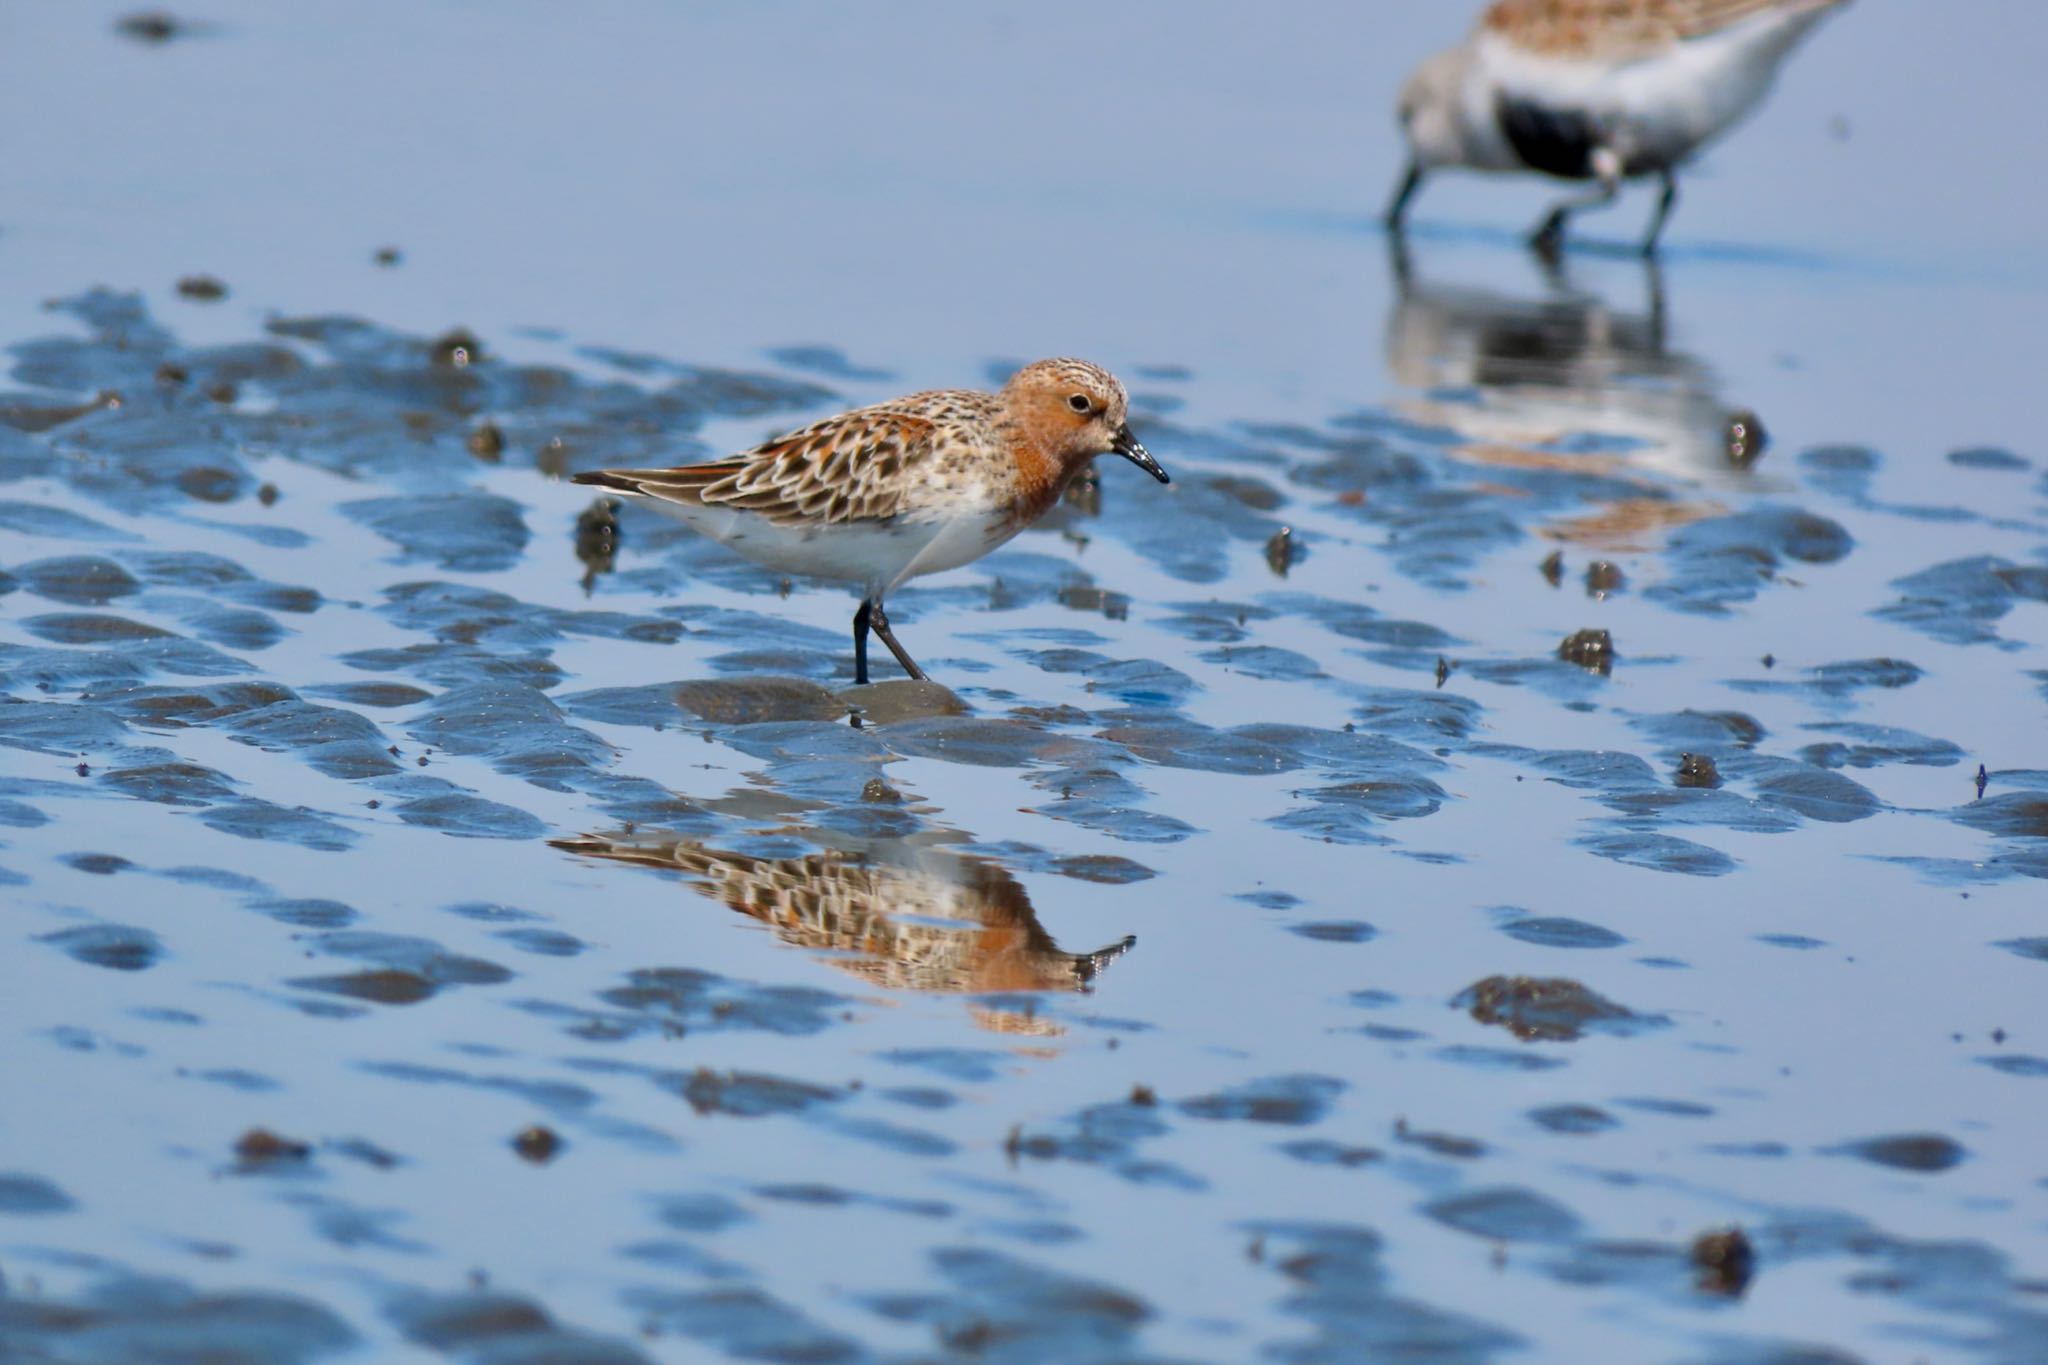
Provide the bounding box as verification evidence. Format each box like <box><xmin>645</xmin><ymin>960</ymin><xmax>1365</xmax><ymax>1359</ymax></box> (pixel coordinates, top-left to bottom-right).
<box><xmin>1067</xmin><ymin>393</ymin><xmax>1093</xmax><ymax>414</ymax></box>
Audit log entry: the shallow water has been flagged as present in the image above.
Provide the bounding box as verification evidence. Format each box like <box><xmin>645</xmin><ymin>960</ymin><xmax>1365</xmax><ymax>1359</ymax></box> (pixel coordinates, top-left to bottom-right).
<box><xmin>3</xmin><ymin>4</ymin><xmax>2047</xmax><ymax>1362</ymax></box>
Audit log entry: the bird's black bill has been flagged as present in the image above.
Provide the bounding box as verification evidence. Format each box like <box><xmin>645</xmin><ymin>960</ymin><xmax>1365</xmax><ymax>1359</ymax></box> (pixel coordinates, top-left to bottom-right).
<box><xmin>1112</xmin><ymin>425</ymin><xmax>1169</xmax><ymax>484</ymax></box>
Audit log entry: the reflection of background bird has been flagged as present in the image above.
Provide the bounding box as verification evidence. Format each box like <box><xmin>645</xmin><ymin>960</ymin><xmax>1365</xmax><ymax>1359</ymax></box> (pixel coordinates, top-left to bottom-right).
<box><xmin>1384</xmin><ymin>243</ymin><xmax>1761</xmax><ymax>548</ymax></box>
<box><xmin>1387</xmin><ymin>0</ymin><xmax>1850</xmax><ymax>255</ymax></box>
<box><xmin>552</xmin><ymin>833</ymin><xmax>1134</xmax><ymax>1031</ymax></box>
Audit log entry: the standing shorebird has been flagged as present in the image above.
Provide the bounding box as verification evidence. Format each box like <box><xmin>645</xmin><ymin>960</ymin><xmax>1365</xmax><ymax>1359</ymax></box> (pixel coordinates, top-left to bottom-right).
<box><xmin>572</xmin><ymin>358</ymin><xmax>1167</xmax><ymax>685</ymax></box>
<box><xmin>1384</xmin><ymin>0</ymin><xmax>1850</xmax><ymax>257</ymax></box>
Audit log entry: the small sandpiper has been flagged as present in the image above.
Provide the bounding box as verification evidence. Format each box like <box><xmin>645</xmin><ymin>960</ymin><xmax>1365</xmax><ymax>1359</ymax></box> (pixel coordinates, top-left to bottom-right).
<box><xmin>572</xmin><ymin>358</ymin><xmax>1168</xmax><ymax>684</ymax></box>
<box><xmin>1385</xmin><ymin>0</ymin><xmax>1849</xmax><ymax>256</ymax></box>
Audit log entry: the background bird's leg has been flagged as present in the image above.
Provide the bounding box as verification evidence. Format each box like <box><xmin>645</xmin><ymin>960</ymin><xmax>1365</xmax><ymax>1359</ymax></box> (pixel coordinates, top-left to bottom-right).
<box><xmin>1387</xmin><ymin>229</ymin><xmax>1416</xmax><ymax>295</ymax></box>
<box><xmin>1643</xmin><ymin>252</ymin><xmax>1670</xmax><ymax>351</ymax></box>
<box><xmin>867</xmin><ymin>600</ymin><xmax>927</xmax><ymax>682</ymax></box>
<box><xmin>852</xmin><ymin>599</ymin><xmax>874</xmax><ymax>686</ymax></box>
<box><xmin>1529</xmin><ymin>147</ymin><xmax>1622</xmax><ymax>259</ymax></box>
<box><xmin>1384</xmin><ymin>161</ymin><xmax>1424</xmax><ymax>231</ymax></box>
<box><xmin>1640</xmin><ymin>169</ymin><xmax>1679</xmax><ymax>257</ymax></box>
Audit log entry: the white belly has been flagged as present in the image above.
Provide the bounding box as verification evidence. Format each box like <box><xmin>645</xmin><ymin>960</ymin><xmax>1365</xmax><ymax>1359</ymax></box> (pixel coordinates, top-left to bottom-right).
<box><xmin>638</xmin><ymin>499</ymin><xmax>1021</xmax><ymax>597</ymax></box>
<box><xmin>1474</xmin><ymin>7</ymin><xmax>1838</xmax><ymax>172</ymax></box>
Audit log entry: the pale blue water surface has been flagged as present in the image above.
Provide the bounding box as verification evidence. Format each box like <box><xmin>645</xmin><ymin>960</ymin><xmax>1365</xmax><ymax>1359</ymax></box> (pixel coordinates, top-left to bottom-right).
<box><xmin>2</xmin><ymin>4</ymin><xmax>2046</xmax><ymax>1361</ymax></box>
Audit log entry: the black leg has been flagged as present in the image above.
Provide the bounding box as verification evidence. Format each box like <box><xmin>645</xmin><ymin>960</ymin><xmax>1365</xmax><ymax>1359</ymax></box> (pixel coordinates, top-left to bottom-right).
<box><xmin>1384</xmin><ymin>161</ymin><xmax>1424</xmax><ymax>231</ymax></box>
<box><xmin>1640</xmin><ymin>170</ymin><xmax>1678</xmax><ymax>258</ymax></box>
<box><xmin>852</xmin><ymin>599</ymin><xmax>873</xmax><ymax>686</ymax></box>
<box><xmin>867</xmin><ymin>599</ymin><xmax>927</xmax><ymax>682</ymax></box>
<box><xmin>1643</xmin><ymin>253</ymin><xmax>1669</xmax><ymax>352</ymax></box>
<box><xmin>1529</xmin><ymin>153</ymin><xmax>1621</xmax><ymax>260</ymax></box>
<box><xmin>1387</xmin><ymin>228</ymin><xmax>1415</xmax><ymax>295</ymax></box>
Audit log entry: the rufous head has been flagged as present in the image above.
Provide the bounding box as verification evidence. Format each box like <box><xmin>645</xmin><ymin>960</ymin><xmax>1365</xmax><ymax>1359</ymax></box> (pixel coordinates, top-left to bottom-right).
<box><xmin>1001</xmin><ymin>358</ymin><xmax>1168</xmax><ymax>483</ymax></box>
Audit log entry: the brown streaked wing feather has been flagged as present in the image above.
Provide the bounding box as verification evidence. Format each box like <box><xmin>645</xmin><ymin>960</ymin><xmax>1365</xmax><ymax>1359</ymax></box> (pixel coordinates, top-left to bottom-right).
<box><xmin>1482</xmin><ymin>0</ymin><xmax>1824</xmax><ymax>56</ymax></box>
<box><xmin>588</xmin><ymin>406</ymin><xmax>941</xmax><ymax>527</ymax></box>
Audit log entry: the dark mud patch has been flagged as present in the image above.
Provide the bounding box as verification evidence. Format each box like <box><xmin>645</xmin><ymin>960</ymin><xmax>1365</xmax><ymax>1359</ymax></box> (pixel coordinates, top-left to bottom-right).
<box><xmin>1830</xmin><ymin>1133</ymin><xmax>1969</xmax><ymax>1173</ymax></box>
<box><xmin>0</xmin><ymin>1274</ymin><xmax>357</xmax><ymax>1361</ymax></box>
<box><xmin>1455</xmin><ymin>976</ymin><xmax>1665</xmax><ymax>1042</ymax></box>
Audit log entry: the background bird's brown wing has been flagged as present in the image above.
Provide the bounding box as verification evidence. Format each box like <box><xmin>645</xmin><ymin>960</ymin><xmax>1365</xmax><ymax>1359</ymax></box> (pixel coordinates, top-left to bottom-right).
<box><xmin>570</xmin><ymin>405</ymin><xmax>941</xmax><ymax>526</ymax></box>
<box><xmin>1483</xmin><ymin>0</ymin><xmax>1835</xmax><ymax>56</ymax></box>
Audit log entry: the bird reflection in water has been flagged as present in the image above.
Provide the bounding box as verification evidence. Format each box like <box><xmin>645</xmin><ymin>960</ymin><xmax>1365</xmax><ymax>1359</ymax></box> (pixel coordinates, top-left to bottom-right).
<box><xmin>1385</xmin><ymin>238</ymin><xmax>1765</xmax><ymax>550</ymax></box>
<box><xmin>551</xmin><ymin>832</ymin><xmax>1135</xmax><ymax>1036</ymax></box>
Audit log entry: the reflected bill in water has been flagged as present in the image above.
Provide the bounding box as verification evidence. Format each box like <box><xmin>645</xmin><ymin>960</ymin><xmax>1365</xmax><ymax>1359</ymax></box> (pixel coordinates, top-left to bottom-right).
<box><xmin>552</xmin><ymin>831</ymin><xmax>1134</xmax><ymax>1033</ymax></box>
<box><xmin>1383</xmin><ymin>241</ymin><xmax>1767</xmax><ymax>548</ymax></box>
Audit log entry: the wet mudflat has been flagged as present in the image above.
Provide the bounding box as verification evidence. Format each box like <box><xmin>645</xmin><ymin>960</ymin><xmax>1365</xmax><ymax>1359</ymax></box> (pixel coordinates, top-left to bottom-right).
<box><xmin>3</xmin><ymin>4</ymin><xmax>2047</xmax><ymax>1362</ymax></box>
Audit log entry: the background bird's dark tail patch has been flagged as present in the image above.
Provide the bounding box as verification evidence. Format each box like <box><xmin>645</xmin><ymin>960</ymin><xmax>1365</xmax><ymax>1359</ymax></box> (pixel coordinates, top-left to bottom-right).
<box><xmin>1496</xmin><ymin>94</ymin><xmax>1601</xmax><ymax>179</ymax></box>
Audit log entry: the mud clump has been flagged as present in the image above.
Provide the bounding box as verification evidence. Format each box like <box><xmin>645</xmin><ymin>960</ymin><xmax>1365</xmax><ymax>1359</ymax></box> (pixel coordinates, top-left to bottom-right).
<box><xmin>430</xmin><ymin>328</ymin><xmax>483</xmax><ymax>369</ymax></box>
<box><xmin>466</xmin><ymin>421</ymin><xmax>505</xmax><ymax>462</ymax></box>
<box><xmin>860</xmin><ymin>777</ymin><xmax>902</xmax><ymax>804</ymax></box>
<box><xmin>116</xmin><ymin>10</ymin><xmax>182</xmax><ymax>42</ymax></box>
<box><xmin>1264</xmin><ymin>527</ymin><xmax>1299</xmax><ymax>577</ymax></box>
<box><xmin>1540</xmin><ymin>549</ymin><xmax>1564</xmax><ymax>587</ymax></box>
<box><xmin>1457</xmin><ymin>976</ymin><xmax>1635</xmax><ymax>1043</ymax></box>
<box><xmin>574</xmin><ymin>497</ymin><xmax>619</xmax><ymax>590</ymax></box>
<box><xmin>1584</xmin><ymin>561</ymin><xmax>1624</xmax><ymax>597</ymax></box>
<box><xmin>175</xmin><ymin>274</ymin><xmax>228</xmax><ymax>302</ymax></box>
<box><xmin>511</xmin><ymin>1125</ymin><xmax>563</xmax><ymax>1164</ymax></box>
<box><xmin>1691</xmin><ymin>1226</ymin><xmax>1755</xmax><ymax>1297</ymax></box>
<box><xmin>1676</xmin><ymin>753</ymin><xmax>1722</xmax><ymax>789</ymax></box>
<box><xmin>373</xmin><ymin>245</ymin><xmax>404</xmax><ymax>267</ymax></box>
<box><xmin>1558</xmin><ymin>628</ymin><xmax>1614</xmax><ymax>675</ymax></box>
<box><xmin>234</xmin><ymin>1128</ymin><xmax>312</xmax><ymax>1164</ymax></box>
<box><xmin>1724</xmin><ymin>409</ymin><xmax>1769</xmax><ymax>467</ymax></box>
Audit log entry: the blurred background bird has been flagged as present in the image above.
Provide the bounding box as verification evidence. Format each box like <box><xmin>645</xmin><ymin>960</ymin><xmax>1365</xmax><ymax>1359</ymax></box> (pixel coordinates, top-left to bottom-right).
<box><xmin>1386</xmin><ymin>0</ymin><xmax>1851</xmax><ymax>256</ymax></box>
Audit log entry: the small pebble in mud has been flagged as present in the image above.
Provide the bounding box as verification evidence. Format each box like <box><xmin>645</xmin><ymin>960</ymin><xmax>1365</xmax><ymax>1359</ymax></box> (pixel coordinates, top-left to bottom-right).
<box><xmin>431</xmin><ymin>328</ymin><xmax>482</xmax><ymax>368</ymax></box>
<box><xmin>1540</xmin><ymin>549</ymin><xmax>1565</xmax><ymax>586</ymax></box>
<box><xmin>1264</xmin><ymin>526</ymin><xmax>1298</xmax><ymax>577</ymax></box>
<box><xmin>1584</xmin><ymin>560</ymin><xmax>1624</xmax><ymax>597</ymax></box>
<box><xmin>466</xmin><ymin>420</ymin><xmax>505</xmax><ymax>461</ymax></box>
<box><xmin>1691</xmin><ymin>1226</ymin><xmax>1755</xmax><ymax>1297</ymax></box>
<box><xmin>175</xmin><ymin>275</ymin><xmax>228</xmax><ymax>302</ymax></box>
<box><xmin>1760</xmin><ymin>653</ymin><xmax>1776</xmax><ymax>669</ymax></box>
<box><xmin>257</xmin><ymin>482</ymin><xmax>280</xmax><ymax>506</ymax></box>
<box><xmin>537</xmin><ymin>436</ymin><xmax>571</xmax><ymax>480</ymax></box>
<box><xmin>154</xmin><ymin>362</ymin><xmax>188</xmax><ymax>386</ymax></box>
<box><xmin>1676</xmin><ymin>753</ymin><xmax>1721</xmax><ymax>789</ymax></box>
<box><xmin>204</xmin><ymin>380</ymin><xmax>237</xmax><ymax>405</ymax></box>
<box><xmin>116</xmin><ymin>11</ymin><xmax>181</xmax><ymax>42</ymax></box>
<box><xmin>1724</xmin><ymin>409</ymin><xmax>1769</xmax><ymax>467</ymax></box>
<box><xmin>1129</xmin><ymin>1085</ymin><xmax>1157</xmax><ymax>1107</ymax></box>
<box><xmin>1975</xmin><ymin>764</ymin><xmax>1989</xmax><ymax>800</ymax></box>
<box><xmin>75</xmin><ymin>763</ymin><xmax>90</xmax><ymax>778</ymax></box>
<box><xmin>234</xmin><ymin>1128</ymin><xmax>312</xmax><ymax>1163</ymax></box>
<box><xmin>373</xmin><ymin>245</ymin><xmax>403</xmax><ymax>267</ymax></box>
<box><xmin>1558</xmin><ymin>628</ymin><xmax>1614</xmax><ymax>675</ymax></box>
<box><xmin>859</xmin><ymin>777</ymin><xmax>902</xmax><ymax>804</ymax></box>
<box><xmin>511</xmin><ymin>1125</ymin><xmax>562</xmax><ymax>1164</ymax></box>
<box><xmin>575</xmin><ymin>497</ymin><xmax>621</xmax><ymax>589</ymax></box>
<box><xmin>1434</xmin><ymin>656</ymin><xmax>1452</xmax><ymax>689</ymax></box>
